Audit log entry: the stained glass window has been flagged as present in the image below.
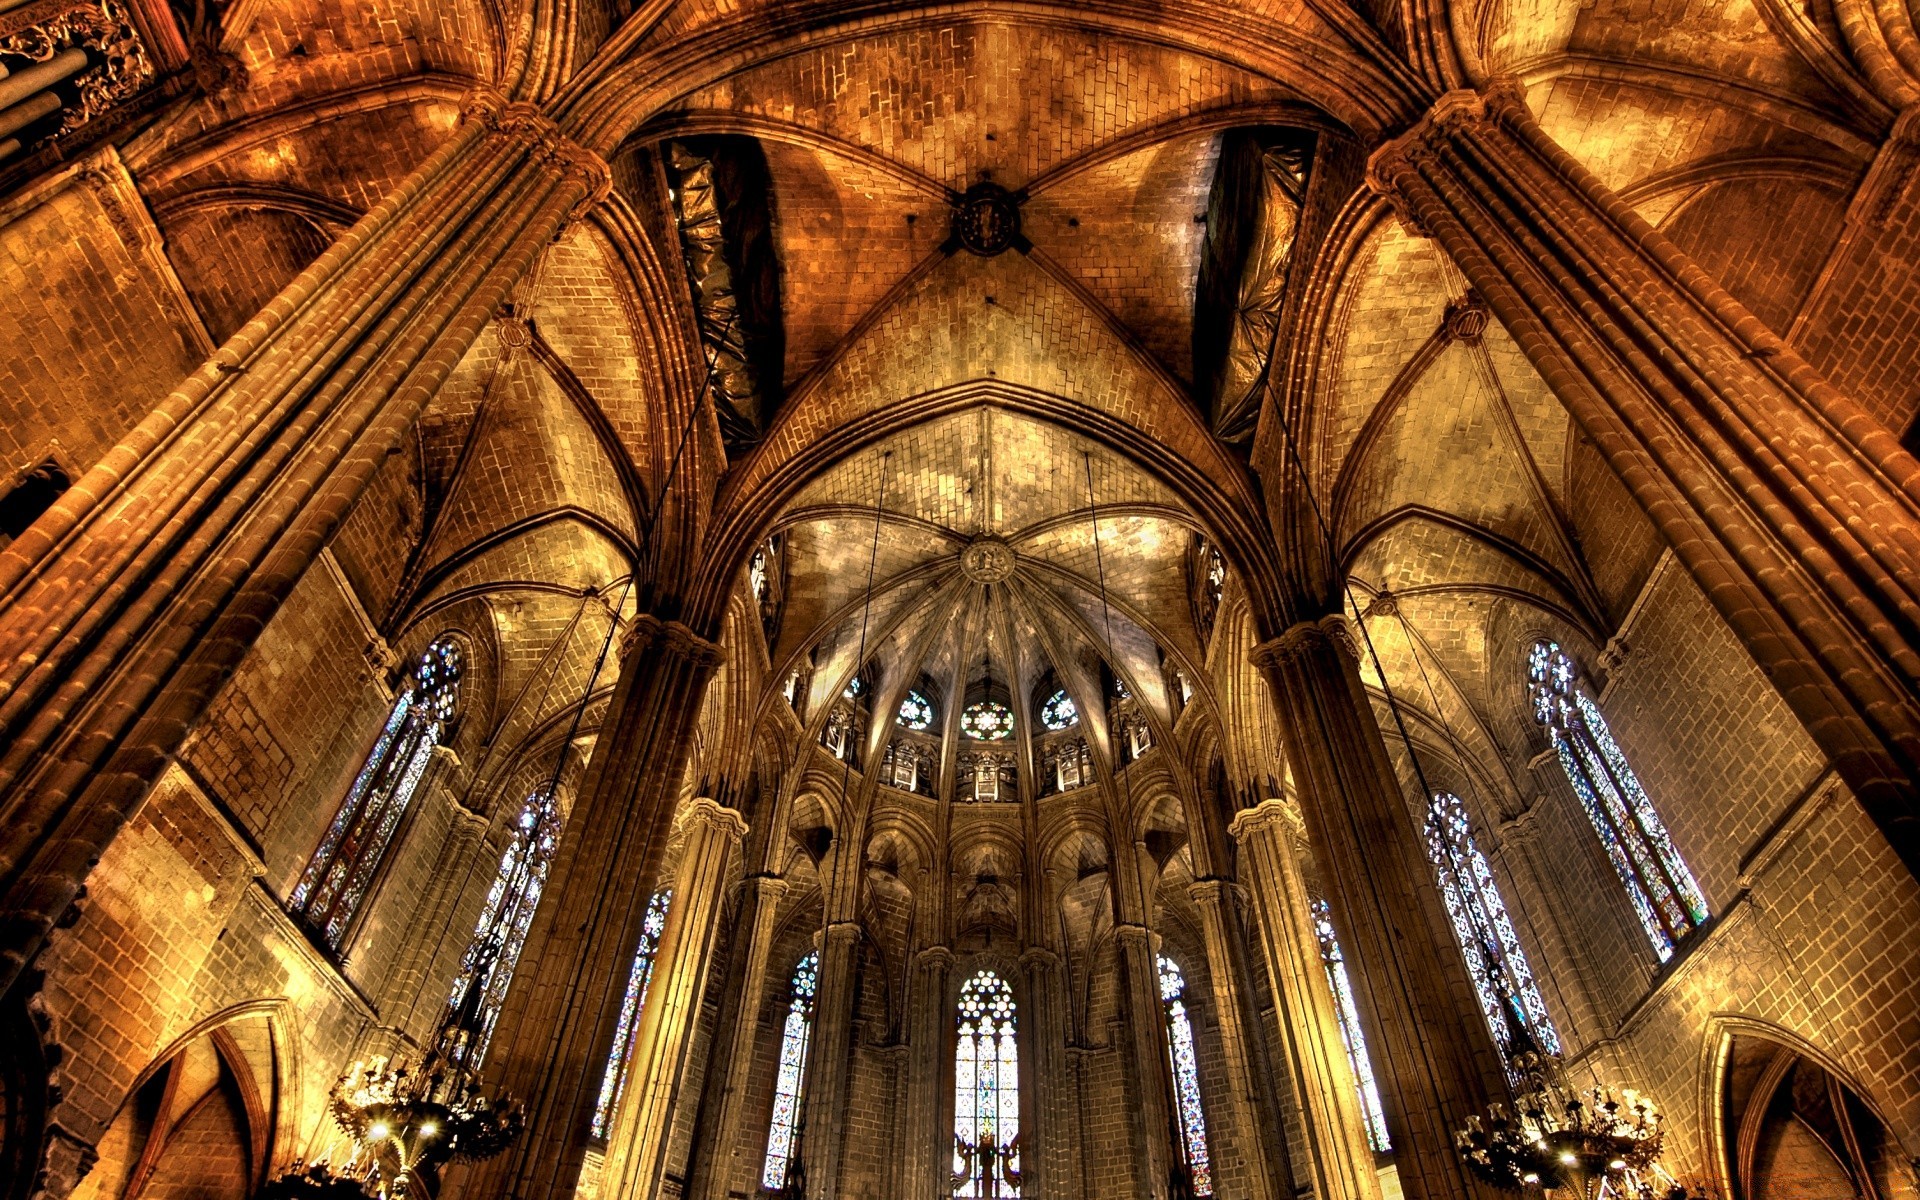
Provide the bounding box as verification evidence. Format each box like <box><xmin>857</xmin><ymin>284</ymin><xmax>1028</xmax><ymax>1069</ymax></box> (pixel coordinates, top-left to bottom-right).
<box><xmin>954</xmin><ymin>970</ymin><xmax>1020</xmax><ymax>1198</ymax></box>
<box><xmin>1312</xmin><ymin>897</ymin><xmax>1391</xmax><ymax>1152</ymax></box>
<box><xmin>761</xmin><ymin>951</ymin><xmax>820</xmax><ymax>1190</ymax></box>
<box><xmin>1527</xmin><ymin>641</ymin><xmax>1708</xmax><ymax>960</ymax></box>
<box><xmin>1424</xmin><ymin>792</ymin><xmax>1561</xmax><ymax>1066</ymax></box>
<box><xmin>442</xmin><ymin>788</ymin><xmax>563</xmax><ymax>1069</ymax></box>
<box><xmin>292</xmin><ymin>636</ymin><xmax>463</xmax><ymax>948</ymax></box>
<box><xmin>898</xmin><ymin>689</ymin><xmax>935</xmax><ymax>731</ymax></box>
<box><xmin>1039</xmin><ymin>689</ymin><xmax>1078</xmax><ymax>730</ymax></box>
<box><xmin>961</xmin><ymin>700</ymin><xmax>1015</xmax><ymax>741</ymax></box>
<box><xmin>592</xmin><ymin>889</ymin><xmax>673</xmax><ymax>1139</ymax></box>
<box><xmin>1158</xmin><ymin>956</ymin><xmax>1213</xmax><ymax>1197</ymax></box>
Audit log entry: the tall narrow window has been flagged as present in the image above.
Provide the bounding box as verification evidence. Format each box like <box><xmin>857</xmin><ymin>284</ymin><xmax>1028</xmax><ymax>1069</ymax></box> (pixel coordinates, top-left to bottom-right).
<box><xmin>1312</xmin><ymin>898</ymin><xmax>1392</xmax><ymax>1152</ymax></box>
<box><xmin>592</xmin><ymin>889</ymin><xmax>673</xmax><ymax>1139</ymax></box>
<box><xmin>443</xmin><ymin>788</ymin><xmax>563</xmax><ymax>1069</ymax></box>
<box><xmin>954</xmin><ymin>970</ymin><xmax>1020</xmax><ymax>1198</ymax></box>
<box><xmin>761</xmin><ymin>951</ymin><xmax>821</xmax><ymax>1190</ymax></box>
<box><xmin>1528</xmin><ymin>641</ymin><xmax>1709</xmax><ymax>960</ymax></box>
<box><xmin>292</xmin><ymin>636</ymin><xmax>463</xmax><ymax>948</ymax></box>
<box><xmin>1424</xmin><ymin>792</ymin><xmax>1560</xmax><ymax>1065</ymax></box>
<box><xmin>1157</xmin><ymin>955</ymin><xmax>1214</xmax><ymax>1197</ymax></box>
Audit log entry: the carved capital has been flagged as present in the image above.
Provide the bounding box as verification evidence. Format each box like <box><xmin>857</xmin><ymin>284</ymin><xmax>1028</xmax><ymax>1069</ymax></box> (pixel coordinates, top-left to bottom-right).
<box><xmin>1365</xmin><ymin>79</ymin><xmax>1531</xmax><ymax>234</ymax></box>
<box><xmin>1186</xmin><ymin>877</ymin><xmax>1234</xmax><ymax>908</ymax></box>
<box><xmin>659</xmin><ymin>619</ymin><xmax>726</xmax><ymax>668</ymax></box>
<box><xmin>459</xmin><ymin>87</ymin><xmax>612</xmax><ymax>223</ymax></box>
<box><xmin>1018</xmin><ymin>945</ymin><xmax>1061</xmax><ymax>972</ymax></box>
<box><xmin>1227</xmin><ymin>796</ymin><xmax>1300</xmax><ymax>843</ymax></box>
<box><xmin>915</xmin><ymin>944</ymin><xmax>956</xmax><ymax>972</ymax></box>
<box><xmin>1249</xmin><ymin>614</ymin><xmax>1352</xmax><ymax>673</ymax></box>
<box><xmin>678</xmin><ymin>796</ymin><xmax>748</xmax><ymax>842</ymax></box>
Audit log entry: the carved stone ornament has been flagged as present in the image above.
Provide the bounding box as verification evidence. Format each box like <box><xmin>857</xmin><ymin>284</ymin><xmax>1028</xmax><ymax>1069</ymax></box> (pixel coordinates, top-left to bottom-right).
<box><xmin>0</xmin><ymin>0</ymin><xmax>155</xmax><ymax>135</ymax></box>
<box><xmin>951</xmin><ymin>182</ymin><xmax>1022</xmax><ymax>256</ymax></box>
<box><xmin>959</xmin><ymin>536</ymin><xmax>1016</xmax><ymax>583</ymax></box>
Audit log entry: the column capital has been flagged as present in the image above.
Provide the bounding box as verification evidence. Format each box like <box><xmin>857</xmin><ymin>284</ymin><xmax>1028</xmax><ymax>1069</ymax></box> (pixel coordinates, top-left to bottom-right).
<box><xmin>458</xmin><ymin>86</ymin><xmax>611</xmax><ymax>220</ymax></box>
<box><xmin>914</xmin><ymin>944</ymin><xmax>955</xmax><ymax>972</ymax></box>
<box><xmin>677</xmin><ymin>796</ymin><xmax>748</xmax><ymax>841</ymax></box>
<box><xmin>1250</xmin><ymin>614</ymin><xmax>1354</xmax><ymax>673</ymax></box>
<box><xmin>1018</xmin><ymin>945</ymin><xmax>1061</xmax><ymax>972</ymax></box>
<box><xmin>1228</xmin><ymin>796</ymin><xmax>1303</xmax><ymax>843</ymax></box>
<box><xmin>621</xmin><ymin>612</ymin><xmax>726</xmax><ymax>669</ymax></box>
<box><xmin>823</xmin><ymin>920</ymin><xmax>862</xmax><ymax>947</ymax></box>
<box><xmin>1185</xmin><ymin>878</ymin><xmax>1239</xmax><ymax>908</ymax></box>
<box><xmin>742</xmin><ymin>873</ymin><xmax>790</xmax><ymax>900</ymax></box>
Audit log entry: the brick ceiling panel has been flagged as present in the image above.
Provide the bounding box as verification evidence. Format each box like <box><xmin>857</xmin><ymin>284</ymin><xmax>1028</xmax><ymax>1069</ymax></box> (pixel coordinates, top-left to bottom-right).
<box><xmin>1337</xmin><ymin>342</ymin><xmax>1568</xmax><ymax>577</ymax></box>
<box><xmin>1527</xmin><ymin>75</ymin><xmax>1854</xmax><ymax>194</ymax></box>
<box><xmin>762</xmin><ymin>140</ymin><xmax>949</xmax><ymax>385</ymax></box>
<box><xmin>797</xmin><ymin>252</ymin><xmax>1190</xmax><ymax>438</ymax></box>
<box><xmin>1321</xmin><ymin>222</ymin><xmax>1453</xmax><ymax>484</ymax></box>
<box><xmin>425</xmin><ymin>521</ymin><xmax>631</xmax><ymax>603</ymax></box>
<box><xmin>528</xmin><ymin>223</ymin><xmax>657</xmax><ymax>473</ymax></box>
<box><xmin>421</xmin><ymin>356</ymin><xmax>639</xmax><ymax>580</ymax></box>
<box><xmin>680</xmin><ymin>25</ymin><xmax>1292</xmax><ymax>191</ymax></box>
<box><xmin>1022</xmin><ymin>132</ymin><xmax>1219</xmax><ymax>382</ymax></box>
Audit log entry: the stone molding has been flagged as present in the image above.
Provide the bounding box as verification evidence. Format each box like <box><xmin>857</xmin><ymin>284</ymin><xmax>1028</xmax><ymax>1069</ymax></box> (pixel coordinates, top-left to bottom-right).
<box><xmin>677</xmin><ymin>795</ymin><xmax>748</xmax><ymax>841</ymax></box>
<box><xmin>1227</xmin><ymin>795</ymin><xmax>1297</xmax><ymax>842</ymax></box>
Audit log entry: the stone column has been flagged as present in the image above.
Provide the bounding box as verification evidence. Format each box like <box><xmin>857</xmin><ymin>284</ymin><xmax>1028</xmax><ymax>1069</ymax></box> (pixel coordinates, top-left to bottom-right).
<box><xmin>602</xmin><ymin>797</ymin><xmax>747</xmax><ymax>1200</ymax></box>
<box><xmin>799</xmin><ymin>919</ymin><xmax>861</xmax><ymax>1195</ymax></box>
<box><xmin>450</xmin><ymin>616</ymin><xmax>724</xmax><ymax>1200</ymax></box>
<box><xmin>1254</xmin><ymin>617</ymin><xmax>1508</xmax><ymax>1200</ymax></box>
<box><xmin>906</xmin><ymin>944</ymin><xmax>953</xmax><ymax>1200</ymax></box>
<box><xmin>1114</xmin><ymin>921</ymin><xmax>1175</xmax><ymax>1200</ymax></box>
<box><xmin>1186</xmin><ymin>879</ymin><xmax>1294</xmax><ymax>1200</ymax></box>
<box><xmin>1367</xmin><ymin>80</ymin><xmax>1920</xmax><ymax>879</ymax></box>
<box><xmin>691</xmin><ymin>873</ymin><xmax>787</xmax><ymax>1200</ymax></box>
<box><xmin>1019</xmin><ymin>946</ymin><xmax>1070</xmax><ymax>1200</ymax></box>
<box><xmin>0</xmin><ymin>92</ymin><xmax>610</xmax><ymax>998</ymax></box>
<box><xmin>1230</xmin><ymin>798</ymin><xmax>1383</xmax><ymax>1200</ymax></box>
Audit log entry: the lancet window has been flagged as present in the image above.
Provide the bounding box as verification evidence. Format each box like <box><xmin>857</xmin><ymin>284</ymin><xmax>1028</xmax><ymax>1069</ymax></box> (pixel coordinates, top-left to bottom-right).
<box><xmin>591</xmin><ymin>889</ymin><xmax>673</xmax><ymax>1140</ymax></box>
<box><xmin>1312</xmin><ymin>897</ymin><xmax>1392</xmax><ymax>1152</ymax></box>
<box><xmin>292</xmin><ymin>635</ymin><xmax>463</xmax><ymax>948</ymax></box>
<box><xmin>954</xmin><ymin>970</ymin><xmax>1020</xmax><ymax>1198</ymax></box>
<box><xmin>1157</xmin><ymin>955</ymin><xmax>1214</xmax><ymax>1196</ymax></box>
<box><xmin>1424</xmin><ymin>792</ymin><xmax>1560</xmax><ymax>1064</ymax></box>
<box><xmin>761</xmin><ymin>951</ymin><xmax>821</xmax><ymax>1190</ymax></box>
<box><xmin>1527</xmin><ymin>641</ymin><xmax>1709</xmax><ymax>959</ymax></box>
<box><xmin>442</xmin><ymin>787</ymin><xmax>563</xmax><ymax>1069</ymax></box>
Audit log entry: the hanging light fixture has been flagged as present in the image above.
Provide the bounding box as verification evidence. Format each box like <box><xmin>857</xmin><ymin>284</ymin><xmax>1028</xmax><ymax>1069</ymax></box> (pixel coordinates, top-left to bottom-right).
<box><xmin>316</xmin><ymin>956</ymin><xmax>526</xmax><ymax>1198</ymax></box>
<box><xmin>260</xmin><ymin>941</ymin><xmax>523</xmax><ymax>1198</ymax></box>
<box><xmin>1454</xmin><ymin>1008</ymin><xmax>1697</xmax><ymax>1200</ymax></box>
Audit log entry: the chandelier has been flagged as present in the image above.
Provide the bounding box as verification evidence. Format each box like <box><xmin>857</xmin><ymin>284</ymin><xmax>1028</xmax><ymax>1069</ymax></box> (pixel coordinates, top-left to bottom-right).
<box><xmin>266</xmin><ymin>944</ymin><xmax>525</xmax><ymax>1199</ymax></box>
<box><xmin>1455</xmin><ymin>1012</ymin><xmax>1693</xmax><ymax>1200</ymax></box>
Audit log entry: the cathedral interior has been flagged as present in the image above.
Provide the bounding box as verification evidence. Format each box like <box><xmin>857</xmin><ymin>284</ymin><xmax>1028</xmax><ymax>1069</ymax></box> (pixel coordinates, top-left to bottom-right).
<box><xmin>4</xmin><ymin>0</ymin><xmax>1920</xmax><ymax>1197</ymax></box>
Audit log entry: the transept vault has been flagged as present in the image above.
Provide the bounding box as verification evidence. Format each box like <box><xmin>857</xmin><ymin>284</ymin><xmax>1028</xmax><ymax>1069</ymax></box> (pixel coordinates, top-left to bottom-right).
<box><xmin>2</xmin><ymin>1</ymin><xmax>1920</xmax><ymax>1199</ymax></box>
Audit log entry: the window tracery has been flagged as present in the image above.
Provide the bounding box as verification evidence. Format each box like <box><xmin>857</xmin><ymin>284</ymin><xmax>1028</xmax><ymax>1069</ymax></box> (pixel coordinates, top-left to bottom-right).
<box><xmin>1039</xmin><ymin>689</ymin><xmax>1077</xmax><ymax>731</ymax></box>
<box><xmin>442</xmin><ymin>787</ymin><xmax>562</xmax><ymax>1069</ymax></box>
<box><xmin>1158</xmin><ymin>955</ymin><xmax>1213</xmax><ymax>1196</ymax></box>
<box><xmin>1312</xmin><ymin>897</ymin><xmax>1392</xmax><ymax>1152</ymax></box>
<box><xmin>761</xmin><ymin>951</ymin><xmax>820</xmax><ymax>1190</ymax></box>
<box><xmin>961</xmin><ymin>700</ymin><xmax>1015</xmax><ymax>741</ymax></box>
<box><xmin>1423</xmin><ymin>792</ymin><xmax>1560</xmax><ymax>1066</ymax></box>
<box><xmin>592</xmin><ymin>889</ymin><xmax>673</xmax><ymax>1140</ymax></box>
<box><xmin>898</xmin><ymin>689</ymin><xmax>935</xmax><ymax>731</ymax></box>
<box><xmin>1527</xmin><ymin>641</ymin><xmax>1708</xmax><ymax>959</ymax></box>
<box><xmin>292</xmin><ymin>635</ymin><xmax>463</xmax><ymax>948</ymax></box>
<box><xmin>954</xmin><ymin>969</ymin><xmax>1020</xmax><ymax>1198</ymax></box>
